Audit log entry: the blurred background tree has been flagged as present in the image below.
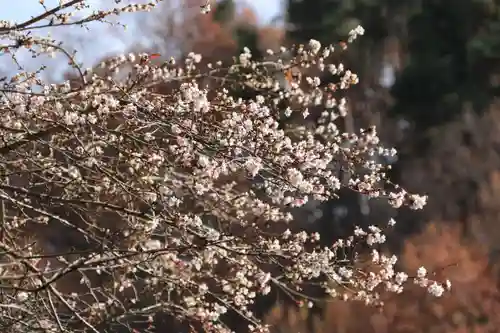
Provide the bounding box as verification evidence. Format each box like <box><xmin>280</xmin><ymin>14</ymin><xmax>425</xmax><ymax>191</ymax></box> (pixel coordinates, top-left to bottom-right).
<box><xmin>285</xmin><ymin>0</ymin><xmax>500</xmax><ymax>137</ymax></box>
<box><xmin>390</xmin><ymin>0</ymin><xmax>500</xmax><ymax>134</ymax></box>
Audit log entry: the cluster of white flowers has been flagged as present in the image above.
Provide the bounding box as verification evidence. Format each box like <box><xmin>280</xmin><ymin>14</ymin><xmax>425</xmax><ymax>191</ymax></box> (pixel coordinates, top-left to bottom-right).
<box><xmin>0</xmin><ymin>2</ymin><xmax>449</xmax><ymax>333</ymax></box>
<box><xmin>348</xmin><ymin>25</ymin><xmax>365</xmax><ymax>43</ymax></box>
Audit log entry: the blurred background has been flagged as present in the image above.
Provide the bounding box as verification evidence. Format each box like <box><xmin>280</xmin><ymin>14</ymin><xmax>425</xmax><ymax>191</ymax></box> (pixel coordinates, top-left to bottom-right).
<box><xmin>4</xmin><ymin>0</ymin><xmax>500</xmax><ymax>332</ymax></box>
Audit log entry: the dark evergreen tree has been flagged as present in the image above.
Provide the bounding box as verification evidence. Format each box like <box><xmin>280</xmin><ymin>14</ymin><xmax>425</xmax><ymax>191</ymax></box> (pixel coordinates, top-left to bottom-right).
<box><xmin>286</xmin><ymin>0</ymin><xmax>403</xmax><ymax>46</ymax></box>
<box><xmin>390</xmin><ymin>0</ymin><xmax>500</xmax><ymax>131</ymax></box>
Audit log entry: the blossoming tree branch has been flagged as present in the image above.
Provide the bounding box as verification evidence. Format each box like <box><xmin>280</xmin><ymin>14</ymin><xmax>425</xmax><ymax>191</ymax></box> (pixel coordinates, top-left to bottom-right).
<box><xmin>0</xmin><ymin>1</ymin><xmax>449</xmax><ymax>332</ymax></box>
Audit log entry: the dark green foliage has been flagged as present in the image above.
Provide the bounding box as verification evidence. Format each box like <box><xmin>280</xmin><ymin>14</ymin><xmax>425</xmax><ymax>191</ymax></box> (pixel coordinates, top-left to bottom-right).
<box><xmin>212</xmin><ymin>0</ymin><xmax>236</xmax><ymax>24</ymax></box>
<box><xmin>285</xmin><ymin>0</ymin><xmax>408</xmax><ymax>46</ymax></box>
<box><xmin>390</xmin><ymin>0</ymin><xmax>500</xmax><ymax>131</ymax></box>
<box><xmin>285</xmin><ymin>0</ymin><xmax>500</xmax><ymax>131</ymax></box>
<box><xmin>286</xmin><ymin>0</ymin><xmax>337</xmax><ymax>45</ymax></box>
<box><xmin>233</xmin><ymin>25</ymin><xmax>263</xmax><ymax>60</ymax></box>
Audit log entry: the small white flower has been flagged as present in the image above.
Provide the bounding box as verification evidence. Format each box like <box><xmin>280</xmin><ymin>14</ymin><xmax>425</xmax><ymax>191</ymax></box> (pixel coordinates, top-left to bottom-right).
<box><xmin>348</xmin><ymin>25</ymin><xmax>365</xmax><ymax>42</ymax></box>
<box><xmin>214</xmin><ymin>303</ymin><xmax>227</xmax><ymax>314</ymax></box>
<box><xmin>308</xmin><ymin>39</ymin><xmax>322</xmax><ymax>54</ymax></box>
<box><xmin>16</xmin><ymin>291</ymin><xmax>29</xmax><ymax>302</ymax></box>
<box><xmin>67</xmin><ymin>166</ymin><xmax>81</xmax><ymax>179</ymax></box>
<box><xmin>244</xmin><ymin>157</ymin><xmax>262</xmax><ymax>177</ymax></box>
<box><xmin>144</xmin><ymin>239</ymin><xmax>162</xmax><ymax>250</ymax></box>
<box><xmin>395</xmin><ymin>272</ymin><xmax>408</xmax><ymax>284</ymax></box>
<box><xmin>184</xmin><ymin>296</ymin><xmax>197</xmax><ymax>307</ymax></box>
<box><xmin>445</xmin><ymin>279</ymin><xmax>452</xmax><ymax>290</ymax></box>
<box><xmin>302</xmin><ymin>108</ymin><xmax>310</xmax><ymax>118</ymax></box>
<box><xmin>417</xmin><ymin>266</ymin><xmax>427</xmax><ymax>278</ymax></box>
<box><xmin>198</xmin><ymin>283</ymin><xmax>208</xmax><ymax>294</ymax></box>
<box><xmin>282</xmin><ymin>229</ymin><xmax>292</xmax><ymax>239</ymax></box>
<box><xmin>287</xmin><ymin>168</ymin><xmax>304</xmax><ymax>187</ymax></box>
<box><xmin>200</xmin><ymin>1</ymin><xmax>211</xmax><ymax>14</ymax></box>
<box><xmin>198</xmin><ymin>154</ymin><xmax>210</xmax><ymax>168</ymax></box>
<box><xmin>427</xmin><ymin>282</ymin><xmax>445</xmax><ymax>297</ymax></box>
<box><xmin>409</xmin><ymin>194</ymin><xmax>427</xmax><ymax>210</ymax></box>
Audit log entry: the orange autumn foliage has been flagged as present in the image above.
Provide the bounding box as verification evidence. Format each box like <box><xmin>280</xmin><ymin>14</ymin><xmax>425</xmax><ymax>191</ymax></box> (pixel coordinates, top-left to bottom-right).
<box><xmin>258</xmin><ymin>26</ymin><xmax>285</xmax><ymax>52</ymax></box>
<box><xmin>179</xmin><ymin>2</ymin><xmax>237</xmax><ymax>60</ymax></box>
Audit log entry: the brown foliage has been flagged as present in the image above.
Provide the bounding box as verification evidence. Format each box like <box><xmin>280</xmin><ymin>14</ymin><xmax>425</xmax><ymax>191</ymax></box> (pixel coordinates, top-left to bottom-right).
<box><xmin>258</xmin><ymin>26</ymin><xmax>285</xmax><ymax>53</ymax></box>
<box><xmin>180</xmin><ymin>10</ymin><xmax>237</xmax><ymax>62</ymax></box>
<box><xmin>395</xmin><ymin>103</ymin><xmax>500</xmax><ymax>220</ymax></box>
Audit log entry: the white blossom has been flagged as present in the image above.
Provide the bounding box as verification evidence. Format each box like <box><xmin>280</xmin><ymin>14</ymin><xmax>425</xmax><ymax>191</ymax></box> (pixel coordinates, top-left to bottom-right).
<box><xmin>0</xmin><ymin>6</ymin><xmax>448</xmax><ymax>332</ymax></box>
<box><xmin>417</xmin><ymin>266</ymin><xmax>427</xmax><ymax>278</ymax></box>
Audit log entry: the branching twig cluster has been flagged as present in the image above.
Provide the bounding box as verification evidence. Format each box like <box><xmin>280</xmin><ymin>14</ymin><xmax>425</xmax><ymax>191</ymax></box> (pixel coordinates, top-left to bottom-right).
<box><xmin>0</xmin><ymin>1</ymin><xmax>448</xmax><ymax>333</ymax></box>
